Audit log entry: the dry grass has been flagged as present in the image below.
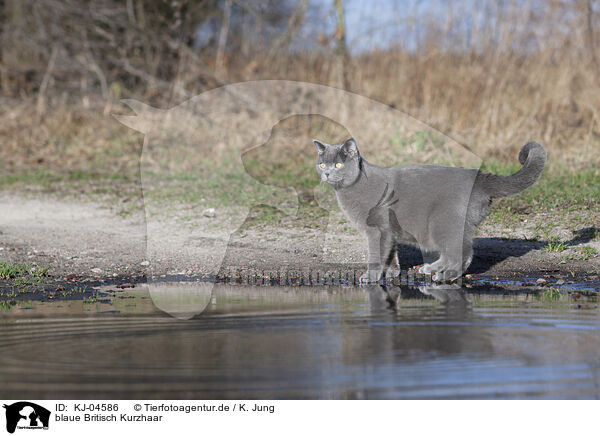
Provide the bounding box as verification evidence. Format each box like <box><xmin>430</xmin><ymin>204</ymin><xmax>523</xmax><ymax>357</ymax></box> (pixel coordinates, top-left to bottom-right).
<box><xmin>1</xmin><ymin>1</ymin><xmax>600</xmax><ymax>175</ymax></box>
<box><xmin>2</xmin><ymin>49</ymin><xmax>599</xmax><ymax>177</ymax></box>
<box><xmin>0</xmin><ymin>98</ymin><xmax>141</xmax><ymax>173</ymax></box>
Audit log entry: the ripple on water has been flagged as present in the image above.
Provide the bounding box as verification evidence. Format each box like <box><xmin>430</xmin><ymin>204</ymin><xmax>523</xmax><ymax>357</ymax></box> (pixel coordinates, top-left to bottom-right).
<box><xmin>1</xmin><ymin>283</ymin><xmax>599</xmax><ymax>399</ymax></box>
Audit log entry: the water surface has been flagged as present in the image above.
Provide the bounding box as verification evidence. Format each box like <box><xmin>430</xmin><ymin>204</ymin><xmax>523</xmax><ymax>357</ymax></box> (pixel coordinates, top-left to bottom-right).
<box><xmin>1</xmin><ymin>283</ymin><xmax>599</xmax><ymax>399</ymax></box>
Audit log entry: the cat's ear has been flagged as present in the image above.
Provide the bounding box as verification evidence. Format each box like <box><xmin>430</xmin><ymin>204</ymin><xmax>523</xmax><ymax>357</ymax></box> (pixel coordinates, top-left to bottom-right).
<box><xmin>341</xmin><ymin>138</ymin><xmax>358</xmax><ymax>157</ymax></box>
<box><xmin>313</xmin><ymin>139</ymin><xmax>327</xmax><ymax>154</ymax></box>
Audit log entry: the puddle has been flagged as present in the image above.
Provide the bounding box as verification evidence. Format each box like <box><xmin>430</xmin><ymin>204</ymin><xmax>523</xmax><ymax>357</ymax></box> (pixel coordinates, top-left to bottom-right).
<box><xmin>1</xmin><ymin>283</ymin><xmax>599</xmax><ymax>399</ymax></box>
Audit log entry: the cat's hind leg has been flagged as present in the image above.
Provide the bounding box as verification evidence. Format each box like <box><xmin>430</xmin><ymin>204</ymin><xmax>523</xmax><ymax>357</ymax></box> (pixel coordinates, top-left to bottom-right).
<box><xmin>431</xmin><ymin>256</ymin><xmax>462</xmax><ymax>282</ymax></box>
<box><xmin>419</xmin><ymin>217</ymin><xmax>464</xmax><ymax>282</ymax></box>
<box><xmin>461</xmin><ymin>237</ymin><xmax>473</xmax><ymax>273</ymax></box>
<box><xmin>418</xmin><ymin>257</ymin><xmax>440</xmax><ymax>275</ymax></box>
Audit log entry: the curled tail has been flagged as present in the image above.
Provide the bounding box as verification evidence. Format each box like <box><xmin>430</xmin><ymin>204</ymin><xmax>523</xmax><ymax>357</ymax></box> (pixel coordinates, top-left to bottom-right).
<box><xmin>479</xmin><ymin>142</ymin><xmax>547</xmax><ymax>198</ymax></box>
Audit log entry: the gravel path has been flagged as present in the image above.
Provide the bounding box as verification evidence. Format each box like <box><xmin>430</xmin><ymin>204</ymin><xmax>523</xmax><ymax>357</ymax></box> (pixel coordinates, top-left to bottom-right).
<box><xmin>1</xmin><ymin>193</ymin><xmax>599</xmax><ymax>283</ymax></box>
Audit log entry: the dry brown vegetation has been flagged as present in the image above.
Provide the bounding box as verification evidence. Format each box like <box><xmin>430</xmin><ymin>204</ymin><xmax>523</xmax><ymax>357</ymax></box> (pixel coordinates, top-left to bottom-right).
<box><xmin>1</xmin><ymin>0</ymin><xmax>600</xmax><ymax>175</ymax></box>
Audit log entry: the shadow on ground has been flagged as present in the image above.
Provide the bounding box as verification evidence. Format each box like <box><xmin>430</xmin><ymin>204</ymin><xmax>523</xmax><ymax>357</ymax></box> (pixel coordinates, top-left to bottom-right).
<box><xmin>393</xmin><ymin>226</ymin><xmax>598</xmax><ymax>275</ymax></box>
<box><xmin>467</xmin><ymin>226</ymin><xmax>598</xmax><ymax>274</ymax></box>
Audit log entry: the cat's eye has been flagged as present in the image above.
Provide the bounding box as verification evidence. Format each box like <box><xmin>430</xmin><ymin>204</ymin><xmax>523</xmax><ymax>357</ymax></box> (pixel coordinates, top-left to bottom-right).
<box><xmin>335</xmin><ymin>162</ymin><xmax>343</xmax><ymax>168</ymax></box>
<box><xmin>319</xmin><ymin>163</ymin><xmax>326</xmax><ymax>169</ymax></box>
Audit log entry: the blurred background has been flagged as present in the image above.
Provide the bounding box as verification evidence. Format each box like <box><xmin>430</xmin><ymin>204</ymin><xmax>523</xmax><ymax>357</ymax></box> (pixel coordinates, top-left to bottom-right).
<box><xmin>1</xmin><ymin>0</ymin><xmax>599</xmax><ymax>177</ymax></box>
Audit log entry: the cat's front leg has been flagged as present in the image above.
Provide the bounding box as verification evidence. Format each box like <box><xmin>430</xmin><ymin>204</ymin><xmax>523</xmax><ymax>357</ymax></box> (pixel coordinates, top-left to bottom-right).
<box><xmin>359</xmin><ymin>228</ymin><xmax>384</xmax><ymax>283</ymax></box>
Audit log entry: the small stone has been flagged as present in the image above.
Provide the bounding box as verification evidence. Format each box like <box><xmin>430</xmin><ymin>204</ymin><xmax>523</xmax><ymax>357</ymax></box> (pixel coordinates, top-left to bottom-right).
<box><xmin>555</xmin><ymin>279</ymin><xmax>565</xmax><ymax>285</ymax></box>
<box><xmin>140</xmin><ymin>260</ymin><xmax>150</xmax><ymax>266</ymax></box>
<box><xmin>117</xmin><ymin>283</ymin><xmax>134</xmax><ymax>289</ymax></box>
<box><xmin>202</xmin><ymin>208</ymin><xmax>216</xmax><ymax>217</ymax></box>
<box><xmin>536</xmin><ymin>278</ymin><xmax>547</xmax><ymax>285</ymax></box>
<box><xmin>91</xmin><ymin>268</ymin><xmax>103</xmax><ymax>274</ymax></box>
<box><xmin>66</xmin><ymin>273</ymin><xmax>77</xmax><ymax>280</ymax></box>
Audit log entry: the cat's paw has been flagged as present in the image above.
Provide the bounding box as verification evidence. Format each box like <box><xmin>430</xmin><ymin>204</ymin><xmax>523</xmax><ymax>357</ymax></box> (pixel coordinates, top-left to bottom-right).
<box><xmin>418</xmin><ymin>264</ymin><xmax>433</xmax><ymax>275</ymax></box>
<box><xmin>432</xmin><ymin>270</ymin><xmax>461</xmax><ymax>283</ymax></box>
<box><xmin>360</xmin><ymin>269</ymin><xmax>383</xmax><ymax>284</ymax></box>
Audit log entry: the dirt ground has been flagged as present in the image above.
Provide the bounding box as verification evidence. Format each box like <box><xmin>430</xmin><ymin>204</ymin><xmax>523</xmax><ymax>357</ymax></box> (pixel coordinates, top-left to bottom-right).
<box><xmin>1</xmin><ymin>192</ymin><xmax>599</xmax><ymax>289</ymax></box>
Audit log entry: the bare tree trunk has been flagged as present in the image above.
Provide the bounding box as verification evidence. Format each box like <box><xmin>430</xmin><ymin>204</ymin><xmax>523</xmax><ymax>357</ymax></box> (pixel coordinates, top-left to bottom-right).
<box><xmin>332</xmin><ymin>0</ymin><xmax>350</xmax><ymax>90</ymax></box>
<box><xmin>267</xmin><ymin>0</ymin><xmax>309</xmax><ymax>61</ymax></box>
<box><xmin>36</xmin><ymin>45</ymin><xmax>57</xmax><ymax>116</ymax></box>
<box><xmin>0</xmin><ymin>0</ymin><xmax>7</xmax><ymax>96</ymax></box>
<box><xmin>586</xmin><ymin>0</ymin><xmax>599</xmax><ymax>72</ymax></box>
<box><xmin>215</xmin><ymin>0</ymin><xmax>232</xmax><ymax>77</ymax></box>
<box><xmin>0</xmin><ymin>0</ymin><xmax>23</xmax><ymax>96</ymax></box>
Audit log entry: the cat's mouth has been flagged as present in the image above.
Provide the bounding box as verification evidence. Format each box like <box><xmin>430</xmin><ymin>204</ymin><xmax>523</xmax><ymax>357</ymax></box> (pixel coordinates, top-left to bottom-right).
<box><xmin>319</xmin><ymin>171</ymin><xmax>344</xmax><ymax>188</ymax></box>
<box><xmin>324</xmin><ymin>178</ymin><xmax>343</xmax><ymax>189</ymax></box>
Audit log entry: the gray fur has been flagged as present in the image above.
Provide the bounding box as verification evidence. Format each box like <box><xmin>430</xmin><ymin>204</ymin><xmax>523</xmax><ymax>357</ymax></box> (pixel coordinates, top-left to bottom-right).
<box><xmin>314</xmin><ymin>138</ymin><xmax>546</xmax><ymax>282</ymax></box>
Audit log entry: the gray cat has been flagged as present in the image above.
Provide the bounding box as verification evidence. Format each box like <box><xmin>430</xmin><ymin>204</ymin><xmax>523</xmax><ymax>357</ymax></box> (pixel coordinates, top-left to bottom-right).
<box><xmin>314</xmin><ymin>138</ymin><xmax>546</xmax><ymax>282</ymax></box>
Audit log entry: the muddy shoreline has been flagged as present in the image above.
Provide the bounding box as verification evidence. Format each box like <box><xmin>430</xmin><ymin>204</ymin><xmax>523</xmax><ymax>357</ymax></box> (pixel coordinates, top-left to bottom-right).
<box><xmin>1</xmin><ymin>193</ymin><xmax>599</xmax><ymax>302</ymax></box>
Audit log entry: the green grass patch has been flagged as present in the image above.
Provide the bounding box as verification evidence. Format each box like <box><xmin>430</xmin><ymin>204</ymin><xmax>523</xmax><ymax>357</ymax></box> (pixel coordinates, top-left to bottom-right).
<box><xmin>0</xmin><ymin>262</ymin><xmax>30</xmax><ymax>279</ymax></box>
<box><xmin>483</xmin><ymin>160</ymin><xmax>599</xmax><ymax>226</ymax></box>
<box><xmin>576</xmin><ymin>246</ymin><xmax>597</xmax><ymax>260</ymax></box>
<box><xmin>143</xmin><ymin>168</ymin><xmax>280</xmax><ymax>209</ymax></box>
<box><xmin>540</xmin><ymin>287</ymin><xmax>562</xmax><ymax>301</ymax></box>
<box><xmin>31</xmin><ymin>265</ymin><xmax>51</xmax><ymax>279</ymax></box>
<box><xmin>0</xmin><ymin>167</ymin><xmax>135</xmax><ymax>189</ymax></box>
<box><xmin>1</xmin><ymin>141</ymin><xmax>597</xmax><ymax>233</ymax></box>
<box><xmin>0</xmin><ymin>167</ymin><xmax>141</xmax><ymax>216</ymax></box>
<box><xmin>142</xmin><ymin>156</ymin><xmax>598</xmax><ymax>229</ymax></box>
<box><xmin>142</xmin><ymin>159</ymin><xmax>328</xmax><ymax>228</ymax></box>
<box><xmin>543</xmin><ymin>237</ymin><xmax>567</xmax><ymax>252</ymax></box>
<box><xmin>0</xmin><ymin>261</ymin><xmax>52</xmax><ymax>281</ymax></box>
<box><xmin>484</xmin><ymin>161</ymin><xmax>598</xmax><ymax>213</ymax></box>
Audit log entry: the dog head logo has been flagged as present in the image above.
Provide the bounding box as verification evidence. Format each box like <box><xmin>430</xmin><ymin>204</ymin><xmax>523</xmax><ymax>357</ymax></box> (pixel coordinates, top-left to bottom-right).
<box><xmin>3</xmin><ymin>402</ymin><xmax>50</xmax><ymax>434</ymax></box>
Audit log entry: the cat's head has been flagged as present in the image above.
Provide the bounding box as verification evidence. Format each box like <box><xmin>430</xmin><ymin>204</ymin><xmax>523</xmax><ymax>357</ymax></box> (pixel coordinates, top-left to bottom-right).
<box><xmin>313</xmin><ymin>138</ymin><xmax>361</xmax><ymax>189</ymax></box>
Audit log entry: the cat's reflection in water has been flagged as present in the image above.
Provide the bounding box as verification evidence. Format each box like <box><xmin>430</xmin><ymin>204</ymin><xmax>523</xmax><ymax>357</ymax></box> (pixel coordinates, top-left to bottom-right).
<box><xmin>365</xmin><ymin>282</ymin><xmax>471</xmax><ymax>314</ymax></box>
<box><xmin>365</xmin><ymin>283</ymin><xmax>401</xmax><ymax>311</ymax></box>
<box><xmin>360</xmin><ymin>283</ymin><xmax>490</xmax><ymax>371</ymax></box>
<box><xmin>418</xmin><ymin>283</ymin><xmax>471</xmax><ymax>306</ymax></box>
